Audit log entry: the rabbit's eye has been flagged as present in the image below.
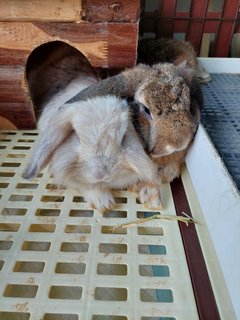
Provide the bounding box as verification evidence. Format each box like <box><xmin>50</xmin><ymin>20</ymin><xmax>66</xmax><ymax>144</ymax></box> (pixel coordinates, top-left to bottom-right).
<box><xmin>143</xmin><ymin>106</ymin><xmax>151</xmax><ymax>116</ymax></box>
<box><xmin>175</xmin><ymin>97</ymin><xmax>181</xmax><ymax>104</ymax></box>
<box><xmin>139</xmin><ymin>103</ymin><xmax>152</xmax><ymax>120</ymax></box>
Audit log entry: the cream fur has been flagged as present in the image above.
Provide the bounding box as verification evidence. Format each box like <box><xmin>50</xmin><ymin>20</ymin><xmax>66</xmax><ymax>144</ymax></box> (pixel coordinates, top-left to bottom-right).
<box><xmin>24</xmin><ymin>81</ymin><xmax>162</xmax><ymax>211</ymax></box>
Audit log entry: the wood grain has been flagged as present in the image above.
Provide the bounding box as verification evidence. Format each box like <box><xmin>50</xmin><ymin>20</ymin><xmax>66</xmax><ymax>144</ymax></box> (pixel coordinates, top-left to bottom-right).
<box><xmin>107</xmin><ymin>23</ymin><xmax>138</xmax><ymax>67</ymax></box>
<box><xmin>157</xmin><ymin>0</ymin><xmax>177</xmax><ymax>38</ymax></box>
<box><xmin>213</xmin><ymin>0</ymin><xmax>240</xmax><ymax>57</ymax></box>
<box><xmin>185</xmin><ymin>1</ymin><xmax>209</xmax><ymax>55</ymax></box>
<box><xmin>0</xmin><ymin>102</ymin><xmax>36</xmax><ymax>129</ymax></box>
<box><xmin>0</xmin><ymin>66</ymin><xmax>29</xmax><ymax>102</ymax></box>
<box><xmin>0</xmin><ymin>0</ymin><xmax>83</xmax><ymax>22</ymax></box>
<box><xmin>0</xmin><ymin>48</ymin><xmax>29</xmax><ymax>65</ymax></box>
<box><xmin>83</xmin><ymin>0</ymin><xmax>140</xmax><ymax>22</ymax></box>
<box><xmin>0</xmin><ymin>65</ymin><xmax>36</xmax><ymax>129</ymax></box>
<box><xmin>0</xmin><ymin>21</ymin><xmax>139</xmax><ymax>67</ymax></box>
<box><xmin>0</xmin><ymin>22</ymin><xmax>108</xmax><ymax>67</ymax></box>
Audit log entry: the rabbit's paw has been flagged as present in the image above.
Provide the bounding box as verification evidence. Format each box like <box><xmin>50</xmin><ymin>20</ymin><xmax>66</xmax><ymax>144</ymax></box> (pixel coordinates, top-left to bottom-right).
<box><xmin>86</xmin><ymin>190</ymin><xmax>115</xmax><ymax>212</ymax></box>
<box><xmin>138</xmin><ymin>182</ymin><xmax>163</xmax><ymax>210</ymax></box>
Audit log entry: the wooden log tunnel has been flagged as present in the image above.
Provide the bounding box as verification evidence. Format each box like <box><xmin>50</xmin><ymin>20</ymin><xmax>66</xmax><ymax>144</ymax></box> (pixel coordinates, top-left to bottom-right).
<box><xmin>0</xmin><ymin>0</ymin><xmax>140</xmax><ymax>129</ymax></box>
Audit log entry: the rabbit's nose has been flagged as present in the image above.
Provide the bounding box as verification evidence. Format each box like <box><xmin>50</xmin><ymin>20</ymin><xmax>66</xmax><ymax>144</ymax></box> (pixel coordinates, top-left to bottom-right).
<box><xmin>95</xmin><ymin>172</ymin><xmax>105</xmax><ymax>181</ymax></box>
<box><xmin>95</xmin><ymin>168</ymin><xmax>109</xmax><ymax>182</ymax></box>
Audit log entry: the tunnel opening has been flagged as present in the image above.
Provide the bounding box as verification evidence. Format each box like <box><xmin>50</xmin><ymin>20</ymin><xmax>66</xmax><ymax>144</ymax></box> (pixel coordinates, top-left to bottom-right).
<box><xmin>25</xmin><ymin>41</ymin><xmax>97</xmax><ymax>119</ymax></box>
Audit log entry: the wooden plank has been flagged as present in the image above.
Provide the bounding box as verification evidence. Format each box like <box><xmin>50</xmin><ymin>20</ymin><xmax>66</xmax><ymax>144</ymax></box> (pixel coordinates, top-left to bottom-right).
<box><xmin>34</xmin><ymin>22</ymin><xmax>109</xmax><ymax>67</ymax></box>
<box><xmin>213</xmin><ymin>0</ymin><xmax>240</xmax><ymax>57</ymax></box>
<box><xmin>0</xmin><ymin>21</ymin><xmax>138</xmax><ymax>68</ymax></box>
<box><xmin>199</xmin><ymin>0</ymin><xmax>213</xmax><ymax>57</ymax></box>
<box><xmin>203</xmin><ymin>12</ymin><xmax>222</xmax><ymax>33</ymax></box>
<box><xmin>83</xmin><ymin>0</ymin><xmax>140</xmax><ymax>22</ymax></box>
<box><xmin>0</xmin><ymin>48</ymin><xmax>29</xmax><ymax>65</ymax></box>
<box><xmin>0</xmin><ymin>65</ymin><xmax>36</xmax><ymax>129</ymax></box>
<box><xmin>107</xmin><ymin>23</ymin><xmax>138</xmax><ymax>68</ymax></box>
<box><xmin>142</xmin><ymin>12</ymin><xmax>240</xmax><ymax>35</ymax></box>
<box><xmin>199</xmin><ymin>34</ymin><xmax>211</xmax><ymax>57</ymax></box>
<box><xmin>185</xmin><ymin>0</ymin><xmax>209</xmax><ymax>55</ymax></box>
<box><xmin>0</xmin><ymin>0</ymin><xmax>82</xmax><ymax>22</ymax></box>
<box><xmin>0</xmin><ymin>21</ymin><xmax>108</xmax><ymax>67</ymax></box>
<box><xmin>0</xmin><ymin>66</ymin><xmax>29</xmax><ymax>103</ymax></box>
<box><xmin>157</xmin><ymin>0</ymin><xmax>177</xmax><ymax>38</ymax></box>
<box><xmin>0</xmin><ymin>102</ymin><xmax>36</xmax><ymax>129</ymax></box>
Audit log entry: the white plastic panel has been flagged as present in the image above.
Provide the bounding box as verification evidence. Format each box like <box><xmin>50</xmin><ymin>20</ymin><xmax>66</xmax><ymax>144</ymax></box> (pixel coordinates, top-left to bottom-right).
<box><xmin>181</xmin><ymin>167</ymin><xmax>237</xmax><ymax>320</ymax></box>
<box><xmin>198</xmin><ymin>57</ymin><xmax>240</xmax><ymax>73</ymax></box>
<box><xmin>186</xmin><ymin>125</ymin><xmax>240</xmax><ymax>319</ymax></box>
<box><xmin>193</xmin><ymin>58</ymin><xmax>240</xmax><ymax>319</ymax></box>
<box><xmin>0</xmin><ymin>130</ymin><xmax>199</xmax><ymax>320</ymax></box>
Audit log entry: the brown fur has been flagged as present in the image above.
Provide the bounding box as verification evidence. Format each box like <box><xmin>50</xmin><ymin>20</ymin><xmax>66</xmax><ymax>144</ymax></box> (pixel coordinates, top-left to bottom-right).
<box><xmin>133</xmin><ymin>71</ymin><xmax>201</xmax><ymax>182</ymax></box>
<box><xmin>137</xmin><ymin>38</ymin><xmax>197</xmax><ymax>70</ymax></box>
<box><xmin>62</xmin><ymin>39</ymin><xmax>202</xmax><ymax>183</ymax></box>
<box><xmin>156</xmin><ymin>150</ymin><xmax>187</xmax><ymax>183</ymax></box>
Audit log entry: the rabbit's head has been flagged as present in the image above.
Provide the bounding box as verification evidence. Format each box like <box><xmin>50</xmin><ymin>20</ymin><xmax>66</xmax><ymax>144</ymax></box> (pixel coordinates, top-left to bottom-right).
<box><xmin>135</xmin><ymin>62</ymin><xmax>192</xmax><ymax>117</ymax></box>
<box><xmin>23</xmin><ymin>95</ymin><xmax>141</xmax><ymax>186</ymax></box>
<box><xmin>129</xmin><ymin>62</ymin><xmax>196</xmax><ymax>153</ymax></box>
<box><xmin>65</xmin><ymin>96</ymin><xmax>133</xmax><ymax>185</ymax></box>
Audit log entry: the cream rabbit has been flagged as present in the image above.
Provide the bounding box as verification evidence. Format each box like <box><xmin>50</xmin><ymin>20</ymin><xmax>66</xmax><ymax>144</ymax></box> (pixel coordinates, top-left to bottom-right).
<box><xmin>24</xmin><ymin>84</ymin><xmax>162</xmax><ymax>211</ymax></box>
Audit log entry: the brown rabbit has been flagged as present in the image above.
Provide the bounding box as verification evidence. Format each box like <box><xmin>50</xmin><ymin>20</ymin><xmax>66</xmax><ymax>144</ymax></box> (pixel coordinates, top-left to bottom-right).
<box><xmin>65</xmin><ymin>39</ymin><xmax>202</xmax><ymax>183</ymax></box>
<box><xmin>131</xmin><ymin>88</ymin><xmax>201</xmax><ymax>182</ymax></box>
<box><xmin>136</xmin><ymin>39</ymin><xmax>202</xmax><ymax>182</ymax></box>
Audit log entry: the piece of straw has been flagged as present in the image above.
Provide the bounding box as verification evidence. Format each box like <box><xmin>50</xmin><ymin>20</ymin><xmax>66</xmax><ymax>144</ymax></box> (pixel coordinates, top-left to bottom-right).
<box><xmin>110</xmin><ymin>212</ymin><xmax>198</xmax><ymax>233</ymax></box>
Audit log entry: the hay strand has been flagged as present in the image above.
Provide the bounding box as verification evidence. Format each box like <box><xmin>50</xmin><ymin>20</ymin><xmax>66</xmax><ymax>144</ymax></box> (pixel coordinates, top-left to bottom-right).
<box><xmin>110</xmin><ymin>212</ymin><xmax>198</xmax><ymax>233</ymax></box>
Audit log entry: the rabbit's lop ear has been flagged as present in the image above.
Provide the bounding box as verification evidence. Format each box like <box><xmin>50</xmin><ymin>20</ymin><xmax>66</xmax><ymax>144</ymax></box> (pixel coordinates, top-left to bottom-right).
<box><xmin>66</xmin><ymin>74</ymin><xmax>132</xmax><ymax>103</ymax></box>
<box><xmin>177</xmin><ymin>60</ymin><xmax>195</xmax><ymax>84</ymax></box>
<box><xmin>23</xmin><ymin>110</ymin><xmax>72</xmax><ymax>180</ymax></box>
